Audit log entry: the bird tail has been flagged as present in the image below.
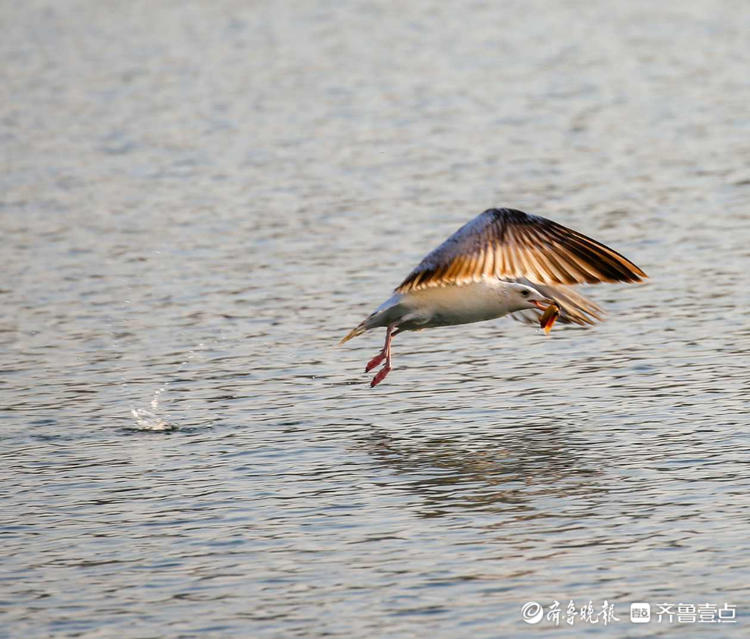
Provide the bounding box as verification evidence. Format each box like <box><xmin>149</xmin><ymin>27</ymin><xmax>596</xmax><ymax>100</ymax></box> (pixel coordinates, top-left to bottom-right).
<box><xmin>339</xmin><ymin>320</ymin><xmax>368</xmax><ymax>345</ymax></box>
<box><xmin>339</xmin><ymin>295</ymin><xmax>402</xmax><ymax>345</ymax></box>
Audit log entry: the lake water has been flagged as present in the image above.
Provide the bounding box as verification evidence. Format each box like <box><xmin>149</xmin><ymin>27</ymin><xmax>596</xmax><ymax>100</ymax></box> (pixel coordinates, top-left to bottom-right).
<box><xmin>2</xmin><ymin>0</ymin><xmax>749</xmax><ymax>637</ymax></box>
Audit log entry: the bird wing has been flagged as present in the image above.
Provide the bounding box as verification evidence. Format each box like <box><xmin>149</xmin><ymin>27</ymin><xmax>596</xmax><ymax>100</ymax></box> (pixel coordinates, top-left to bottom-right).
<box><xmin>395</xmin><ymin>208</ymin><xmax>647</xmax><ymax>294</ymax></box>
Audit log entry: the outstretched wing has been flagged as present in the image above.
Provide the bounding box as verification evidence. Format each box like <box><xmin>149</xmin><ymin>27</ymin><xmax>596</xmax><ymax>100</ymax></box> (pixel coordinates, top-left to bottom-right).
<box><xmin>395</xmin><ymin>208</ymin><xmax>647</xmax><ymax>293</ymax></box>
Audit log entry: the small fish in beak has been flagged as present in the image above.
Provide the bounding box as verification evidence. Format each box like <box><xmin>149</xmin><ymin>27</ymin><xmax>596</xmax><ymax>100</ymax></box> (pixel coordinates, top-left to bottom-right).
<box><xmin>539</xmin><ymin>302</ymin><xmax>560</xmax><ymax>335</ymax></box>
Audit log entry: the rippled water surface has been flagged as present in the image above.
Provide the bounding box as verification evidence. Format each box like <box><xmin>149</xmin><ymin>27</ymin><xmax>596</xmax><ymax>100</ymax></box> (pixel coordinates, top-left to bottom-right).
<box><xmin>2</xmin><ymin>0</ymin><xmax>749</xmax><ymax>637</ymax></box>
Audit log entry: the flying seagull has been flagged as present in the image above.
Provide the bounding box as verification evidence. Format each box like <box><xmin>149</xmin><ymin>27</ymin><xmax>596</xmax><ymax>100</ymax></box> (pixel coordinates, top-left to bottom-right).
<box><xmin>340</xmin><ymin>208</ymin><xmax>647</xmax><ymax>387</ymax></box>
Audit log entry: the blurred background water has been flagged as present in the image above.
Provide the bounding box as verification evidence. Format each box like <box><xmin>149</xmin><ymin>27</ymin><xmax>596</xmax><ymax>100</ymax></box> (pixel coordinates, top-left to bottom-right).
<box><xmin>1</xmin><ymin>0</ymin><xmax>749</xmax><ymax>637</ymax></box>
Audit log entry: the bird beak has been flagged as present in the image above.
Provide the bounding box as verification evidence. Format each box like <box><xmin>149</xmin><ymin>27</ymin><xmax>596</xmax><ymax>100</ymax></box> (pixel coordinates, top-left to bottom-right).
<box><xmin>531</xmin><ymin>298</ymin><xmax>555</xmax><ymax>310</ymax></box>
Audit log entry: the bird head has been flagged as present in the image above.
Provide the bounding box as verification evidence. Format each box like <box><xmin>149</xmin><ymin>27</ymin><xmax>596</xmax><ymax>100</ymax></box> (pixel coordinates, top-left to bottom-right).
<box><xmin>509</xmin><ymin>283</ymin><xmax>555</xmax><ymax>312</ymax></box>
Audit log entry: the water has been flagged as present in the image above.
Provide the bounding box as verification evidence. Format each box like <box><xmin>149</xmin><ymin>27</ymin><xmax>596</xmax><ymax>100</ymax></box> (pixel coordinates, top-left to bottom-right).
<box><xmin>2</xmin><ymin>0</ymin><xmax>749</xmax><ymax>637</ymax></box>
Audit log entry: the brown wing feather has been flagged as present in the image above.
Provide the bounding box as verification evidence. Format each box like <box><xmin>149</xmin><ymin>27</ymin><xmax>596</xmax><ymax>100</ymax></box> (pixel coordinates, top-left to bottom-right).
<box><xmin>395</xmin><ymin>208</ymin><xmax>647</xmax><ymax>293</ymax></box>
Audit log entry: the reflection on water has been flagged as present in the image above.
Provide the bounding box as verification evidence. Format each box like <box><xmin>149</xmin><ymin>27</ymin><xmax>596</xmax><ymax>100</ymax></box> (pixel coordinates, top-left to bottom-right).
<box><xmin>356</xmin><ymin>424</ymin><xmax>603</xmax><ymax>517</ymax></box>
<box><xmin>2</xmin><ymin>0</ymin><xmax>749</xmax><ymax>637</ymax></box>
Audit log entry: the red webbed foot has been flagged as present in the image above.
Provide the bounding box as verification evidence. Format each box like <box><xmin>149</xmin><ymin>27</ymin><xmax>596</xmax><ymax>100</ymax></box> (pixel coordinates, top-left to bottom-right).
<box><xmin>365</xmin><ymin>351</ymin><xmax>386</xmax><ymax>372</ymax></box>
<box><xmin>370</xmin><ymin>365</ymin><xmax>392</xmax><ymax>387</ymax></box>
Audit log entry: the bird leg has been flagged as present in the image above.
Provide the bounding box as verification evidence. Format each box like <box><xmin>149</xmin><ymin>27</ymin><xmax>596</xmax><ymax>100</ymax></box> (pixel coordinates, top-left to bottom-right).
<box><xmin>369</xmin><ymin>324</ymin><xmax>395</xmax><ymax>387</ymax></box>
<box><xmin>365</xmin><ymin>349</ymin><xmax>386</xmax><ymax>372</ymax></box>
<box><xmin>365</xmin><ymin>324</ymin><xmax>396</xmax><ymax>372</ymax></box>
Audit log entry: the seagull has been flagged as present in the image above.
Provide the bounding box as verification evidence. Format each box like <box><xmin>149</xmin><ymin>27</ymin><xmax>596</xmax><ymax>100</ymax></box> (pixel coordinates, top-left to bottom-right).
<box><xmin>340</xmin><ymin>208</ymin><xmax>647</xmax><ymax>387</ymax></box>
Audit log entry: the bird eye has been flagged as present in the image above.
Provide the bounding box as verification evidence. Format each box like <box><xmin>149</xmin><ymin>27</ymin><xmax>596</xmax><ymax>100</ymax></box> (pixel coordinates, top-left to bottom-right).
<box><xmin>521</xmin><ymin>290</ymin><xmax>529</xmax><ymax>297</ymax></box>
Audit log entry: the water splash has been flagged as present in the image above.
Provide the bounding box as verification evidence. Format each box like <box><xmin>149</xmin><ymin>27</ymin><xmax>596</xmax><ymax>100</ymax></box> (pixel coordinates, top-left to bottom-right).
<box><xmin>130</xmin><ymin>407</ymin><xmax>173</xmax><ymax>431</ymax></box>
<box><xmin>150</xmin><ymin>384</ymin><xmax>167</xmax><ymax>411</ymax></box>
<box><xmin>129</xmin><ymin>344</ymin><xmax>206</xmax><ymax>431</ymax></box>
